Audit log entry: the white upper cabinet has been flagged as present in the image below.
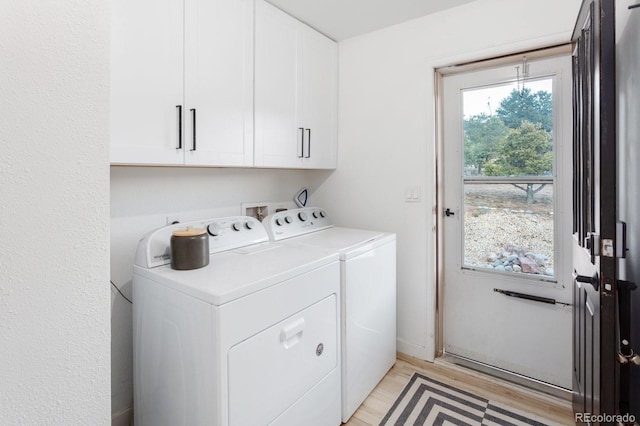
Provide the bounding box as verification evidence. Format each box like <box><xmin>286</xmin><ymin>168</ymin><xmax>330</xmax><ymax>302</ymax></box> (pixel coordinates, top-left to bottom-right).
<box><xmin>254</xmin><ymin>0</ymin><xmax>338</xmax><ymax>169</ymax></box>
<box><xmin>297</xmin><ymin>25</ymin><xmax>338</xmax><ymax>169</ymax></box>
<box><xmin>110</xmin><ymin>0</ymin><xmax>184</xmax><ymax>165</ymax></box>
<box><xmin>183</xmin><ymin>0</ymin><xmax>254</xmax><ymax>166</ymax></box>
<box><xmin>111</xmin><ymin>0</ymin><xmax>254</xmax><ymax>166</ymax></box>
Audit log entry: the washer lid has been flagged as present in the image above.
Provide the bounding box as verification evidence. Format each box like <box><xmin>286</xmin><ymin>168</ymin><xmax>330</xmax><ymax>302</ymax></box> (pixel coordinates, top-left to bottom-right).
<box><xmin>133</xmin><ymin>243</ymin><xmax>339</xmax><ymax>305</ymax></box>
<box><xmin>286</xmin><ymin>227</ymin><xmax>396</xmax><ymax>260</ymax></box>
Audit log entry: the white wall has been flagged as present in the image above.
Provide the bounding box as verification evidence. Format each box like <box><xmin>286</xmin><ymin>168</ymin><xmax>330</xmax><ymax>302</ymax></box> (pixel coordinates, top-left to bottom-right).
<box><xmin>109</xmin><ymin>0</ymin><xmax>583</xmax><ymax>417</ymax></box>
<box><xmin>0</xmin><ymin>1</ymin><xmax>111</xmax><ymax>425</ymax></box>
<box><xmin>110</xmin><ymin>166</ymin><xmax>331</xmax><ymax>421</ymax></box>
<box><xmin>616</xmin><ymin>0</ymin><xmax>640</xmax><ymax>417</ymax></box>
<box><xmin>311</xmin><ymin>0</ymin><xmax>581</xmax><ymax>360</ymax></box>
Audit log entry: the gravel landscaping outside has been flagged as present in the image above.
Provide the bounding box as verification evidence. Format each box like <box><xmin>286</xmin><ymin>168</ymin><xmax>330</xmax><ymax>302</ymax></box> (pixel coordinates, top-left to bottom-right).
<box><xmin>462</xmin><ymin>184</ymin><xmax>555</xmax><ymax>276</ymax></box>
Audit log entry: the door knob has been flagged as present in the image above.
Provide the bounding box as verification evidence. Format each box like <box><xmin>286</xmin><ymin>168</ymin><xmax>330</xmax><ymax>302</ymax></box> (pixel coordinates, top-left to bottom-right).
<box><xmin>444</xmin><ymin>208</ymin><xmax>455</xmax><ymax>217</ymax></box>
<box><xmin>574</xmin><ymin>272</ymin><xmax>599</xmax><ymax>291</ymax></box>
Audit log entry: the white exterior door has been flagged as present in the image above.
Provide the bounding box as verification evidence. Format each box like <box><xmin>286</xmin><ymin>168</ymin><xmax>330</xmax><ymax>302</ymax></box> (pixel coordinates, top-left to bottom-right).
<box><xmin>442</xmin><ymin>54</ymin><xmax>573</xmax><ymax>388</ymax></box>
<box><xmin>110</xmin><ymin>0</ymin><xmax>184</xmax><ymax>165</ymax></box>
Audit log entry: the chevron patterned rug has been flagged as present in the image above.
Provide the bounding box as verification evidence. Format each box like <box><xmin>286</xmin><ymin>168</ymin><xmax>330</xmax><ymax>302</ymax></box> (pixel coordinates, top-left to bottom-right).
<box><xmin>379</xmin><ymin>373</ymin><xmax>560</xmax><ymax>426</ymax></box>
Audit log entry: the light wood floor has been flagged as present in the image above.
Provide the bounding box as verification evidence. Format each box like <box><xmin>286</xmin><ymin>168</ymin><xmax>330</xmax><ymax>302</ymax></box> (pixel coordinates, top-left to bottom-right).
<box><xmin>344</xmin><ymin>353</ymin><xmax>574</xmax><ymax>425</ymax></box>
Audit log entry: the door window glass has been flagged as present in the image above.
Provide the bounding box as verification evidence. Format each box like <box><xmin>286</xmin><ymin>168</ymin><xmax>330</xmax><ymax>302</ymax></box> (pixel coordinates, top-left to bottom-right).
<box><xmin>461</xmin><ymin>78</ymin><xmax>556</xmax><ymax>279</ymax></box>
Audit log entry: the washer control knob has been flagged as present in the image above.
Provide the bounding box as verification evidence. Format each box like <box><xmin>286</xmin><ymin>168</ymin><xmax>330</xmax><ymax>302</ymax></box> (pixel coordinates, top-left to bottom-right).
<box><xmin>298</xmin><ymin>212</ymin><xmax>308</xmax><ymax>222</ymax></box>
<box><xmin>319</xmin><ymin>211</ymin><xmax>326</xmax><ymax>218</ymax></box>
<box><xmin>312</xmin><ymin>210</ymin><xmax>319</xmax><ymax>218</ymax></box>
<box><xmin>232</xmin><ymin>222</ymin><xmax>242</xmax><ymax>232</ymax></box>
<box><xmin>244</xmin><ymin>221</ymin><xmax>254</xmax><ymax>230</ymax></box>
<box><xmin>285</xmin><ymin>216</ymin><xmax>293</xmax><ymax>224</ymax></box>
<box><xmin>275</xmin><ymin>218</ymin><xmax>284</xmax><ymax>226</ymax></box>
<box><xmin>207</xmin><ymin>223</ymin><xmax>221</xmax><ymax>236</ymax></box>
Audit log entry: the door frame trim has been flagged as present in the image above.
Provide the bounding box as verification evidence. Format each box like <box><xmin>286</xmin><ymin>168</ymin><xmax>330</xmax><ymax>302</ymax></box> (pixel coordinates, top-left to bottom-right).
<box><xmin>433</xmin><ymin>42</ymin><xmax>572</xmax><ymax>363</ymax></box>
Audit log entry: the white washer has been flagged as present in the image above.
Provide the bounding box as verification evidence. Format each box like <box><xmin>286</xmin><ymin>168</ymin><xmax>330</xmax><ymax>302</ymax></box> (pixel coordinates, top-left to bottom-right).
<box><xmin>133</xmin><ymin>216</ymin><xmax>341</xmax><ymax>426</ymax></box>
<box><xmin>263</xmin><ymin>207</ymin><xmax>397</xmax><ymax>422</ymax></box>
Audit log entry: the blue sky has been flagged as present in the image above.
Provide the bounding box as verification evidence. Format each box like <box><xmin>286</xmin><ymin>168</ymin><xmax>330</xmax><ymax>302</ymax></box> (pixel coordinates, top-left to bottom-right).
<box><xmin>463</xmin><ymin>78</ymin><xmax>553</xmax><ymax>119</ymax></box>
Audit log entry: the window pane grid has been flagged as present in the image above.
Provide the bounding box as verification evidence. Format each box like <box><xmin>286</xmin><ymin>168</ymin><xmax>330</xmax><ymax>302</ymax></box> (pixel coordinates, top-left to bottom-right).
<box><xmin>463</xmin><ymin>177</ymin><xmax>554</xmax><ymax>184</ymax></box>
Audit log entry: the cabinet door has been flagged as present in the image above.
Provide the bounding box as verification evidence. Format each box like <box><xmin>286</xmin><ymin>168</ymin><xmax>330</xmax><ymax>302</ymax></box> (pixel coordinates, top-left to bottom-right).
<box><xmin>255</xmin><ymin>0</ymin><xmax>338</xmax><ymax>170</ymax></box>
<box><xmin>110</xmin><ymin>0</ymin><xmax>184</xmax><ymax>165</ymax></box>
<box><xmin>254</xmin><ymin>0</ymin><xmax>303</xmax><ymax>168</ymax></box>
<box><xmin>184</xmin><ymin>0</ymin><xmax>254</xmax><ymax>167</ymax></box>
<box><xmin>298</xmin><ymin>26</ymin><xmax>338</xmax><ymax>169</ymax></box>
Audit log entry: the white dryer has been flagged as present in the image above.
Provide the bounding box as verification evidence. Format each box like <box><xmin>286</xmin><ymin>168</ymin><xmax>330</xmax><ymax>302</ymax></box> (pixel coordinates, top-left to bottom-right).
<box><xmin>132</xmin><ymin>216</ymin><xmax>341</xmax><ymax>426</ymax></box>
<box><xmin>263</xmin><ymin>207</ymin><xmax>396</xmax><ymax>422</ymax></box>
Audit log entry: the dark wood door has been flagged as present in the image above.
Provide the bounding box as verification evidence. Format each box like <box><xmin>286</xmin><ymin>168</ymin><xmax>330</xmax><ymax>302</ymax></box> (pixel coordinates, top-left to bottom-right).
<box><xmin>571</xmin><ymin>0</ymin><xmax>617</xmax><ymax>421</ymax></box>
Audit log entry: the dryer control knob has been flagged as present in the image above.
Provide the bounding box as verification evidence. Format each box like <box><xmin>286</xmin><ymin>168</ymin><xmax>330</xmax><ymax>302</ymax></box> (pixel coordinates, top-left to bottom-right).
<box><xmin>285</xmin><ymin>216</ymin><xmax>293</xmax><ymax>224</ymax></box>
<box><xmin>207</xmin><ymin>223</ymin><xmax>221</xmax><ymax>236</ymax></box>
<box><xmin>298</xmin><ymin>212</ymin><xmax>308</xmax><ymax>222</ymax></box>
<box><xmin>232</xmin><ymin>222</ymin><xmax>242</xmax><ymax>232</ymax></box>
<box><xmin>244</xmin><ymin>221</ymin><xmax>254</xmax><ymax>230</ymax></box>
<box><xmin>275</xmin><ymin>218</ymin><xmax>284</xmax><ymax>226</ymax></box>
<box><xmin>319</xmin><ymin>211</ymin><xmax>326</xmax><ymax>218</ymax></box>
<box><xmin>312</xmin><ymin>211</ymin><xmax>319</xmax><ymax>218</ymax></box>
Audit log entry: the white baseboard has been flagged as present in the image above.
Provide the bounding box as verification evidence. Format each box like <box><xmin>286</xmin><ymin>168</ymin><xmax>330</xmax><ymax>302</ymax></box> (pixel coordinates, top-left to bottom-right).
<box><xmin>397</xmin><ymin>338</ymin><xmax>434</xmax><ymax>362</ymax></box>
<box><xmin>112</xmin><ymin>407</ymin><xmax>132</xmax><ymax>426</ymax></box>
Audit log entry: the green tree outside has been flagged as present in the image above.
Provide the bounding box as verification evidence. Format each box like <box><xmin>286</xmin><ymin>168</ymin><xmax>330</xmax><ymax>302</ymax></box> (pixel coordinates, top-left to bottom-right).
<box><xmin>484</xmin><ymin>121</ymin><xmax>553</xmax><ymax>204</ymax></box>
<box><xmin>463</xmin><ymin>113</ymin><xmax>508</xmax><ymax>175</ymax></box>
<box><xmin>463</xmin><ymin>85</ymin><xmax>553</xmax><ymax>204</ymax></box>
<box><xmin>496</xmin><ymin>87</ymin><xmax>553</xmax><ymax>132</ymax></box>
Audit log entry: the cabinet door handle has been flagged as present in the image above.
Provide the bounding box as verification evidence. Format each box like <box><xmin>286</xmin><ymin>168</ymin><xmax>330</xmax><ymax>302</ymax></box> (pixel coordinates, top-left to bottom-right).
<box><xmin>298</xmin><ymin>127</ymin><xmax>304</xmax><ymax>158</ymax></box>
<box><xmin>190</xmin><ymin>108</ymin><xmax>196</xmax><ymax>151</ymax></box>
<box><xmin>176</xmin><ymin>105</ymin><xmax>182</xmax><ymax>149</ymax></box>
<box><xmin>305</xmin><ymin>128</ymin><xmax>311</xmax><ymax>158</ymax></box>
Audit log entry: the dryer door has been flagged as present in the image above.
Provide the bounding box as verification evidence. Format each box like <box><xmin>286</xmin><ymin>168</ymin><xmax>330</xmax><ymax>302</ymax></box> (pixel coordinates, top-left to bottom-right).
<box><xmin>228</xmin><ymin>294</ymin><xmax>338</xmax><ymax>425</ymax></box>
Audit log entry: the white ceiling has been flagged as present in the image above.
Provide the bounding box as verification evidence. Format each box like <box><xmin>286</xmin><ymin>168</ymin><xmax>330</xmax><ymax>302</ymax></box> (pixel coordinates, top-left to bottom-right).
<box><xmin>266</xmin><ymin>0</ymin><xmax>479</xmax><ymax>41</ymax></box>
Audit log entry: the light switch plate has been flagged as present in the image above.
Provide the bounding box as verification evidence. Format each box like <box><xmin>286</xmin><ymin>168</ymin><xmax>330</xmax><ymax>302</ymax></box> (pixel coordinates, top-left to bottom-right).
<box><xmin>405</xmin><ymin>186</ymin><xmax>421</xmax><ymax>203</ymax></box>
